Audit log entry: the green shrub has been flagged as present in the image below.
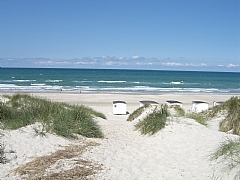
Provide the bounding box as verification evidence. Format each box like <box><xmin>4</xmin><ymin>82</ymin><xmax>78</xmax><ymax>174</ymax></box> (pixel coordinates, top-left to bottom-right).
<box><xmin>209</xmin><ymin>138</ymin><xmax>240</xmax><ymax>179</ymax></box>
<box><xmin>127</xmin><ymin>103</ymin><xmax>150</xmax><ymax>121</ymax></box>
<box><xmin>135</xmin><ymin>104</ymin><xmax>169</xmax><ymax>135</ymax></box>
<box><xmin>0</xmin><ymin>94</ymin><xmax>104</xmax><ymax>138</ymax></box>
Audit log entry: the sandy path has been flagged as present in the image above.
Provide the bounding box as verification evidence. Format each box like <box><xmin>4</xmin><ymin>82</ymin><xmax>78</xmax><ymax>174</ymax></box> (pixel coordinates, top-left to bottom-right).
<box><xmin>0</xmin><ymin>93</ymin><xmax>239</xmax><ymax>179</ymax></box>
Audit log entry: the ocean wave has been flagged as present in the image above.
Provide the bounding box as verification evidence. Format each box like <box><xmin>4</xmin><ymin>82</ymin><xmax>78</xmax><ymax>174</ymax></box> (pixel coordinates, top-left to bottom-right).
<box><xmin>80</xmin><ymin>81</ymin><xmax>93</xmax><ymax>83</ymax></box>
<box><xmin>0</xmin><ymin>84</ymin><xmax>238</xmax><ymax>94</ymax></box>
<box><xmin>98</xmin><ymin>80</ymin><xmax>126</xmax><ymax>83</ymax></box>
<box><xmin>0</xmin><ymin>83</ymin><xmax>18</xmax><ymax>87</ymax></box>
<box><xmin>171</xmin><ymin>81</ymin><xmax>184</xmax><ymax>84</ymax></box>
<box><xmin>31</xmin><ymin>83</ymin><xmax>46</xmax><ymax>86</ymax></box>
<box><xmin>12</xmin><ymin>80</ymin><xmax>36</xmax><ymax>82</ymax></box>
<box><xmin>45</xmin><ymin>80</ymin><xmax>63</xmax><ymax>83</ymax></box>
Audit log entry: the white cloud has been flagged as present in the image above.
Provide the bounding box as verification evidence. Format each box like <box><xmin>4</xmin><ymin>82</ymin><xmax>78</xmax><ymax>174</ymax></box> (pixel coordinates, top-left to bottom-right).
<box><xmin>185</xmin><ymin>63</ymin><xmax>207</xmax><ymax>67</ymax></box>
<box><xmin>217</xmin><ymin>64</ymin><xmax>224</xmax><ymax>67</ymax></box>
<box><xmin>227</xmin><ymin>63</ymin><xmax>239</xmax><ymax>68</ymax></box>
<box><xmin>162</xmin><ymin>62</ymin><xmax>208</xmax><ymax>67</ymax></box>
<box><xmin>6</xmin><ymin>58</ymin><xmax>15</xmax><ymax>61</ymax></box>
<box><xmin>200</xmin><ymin>63</ymin><xmax>207</xmax><ymax>66</ymax></box>
<box><xmin>55</xmin><ymin>61</ymin><xmax>71</xmax><ymax>65</ymax></box>
<box><xmin>162</xmin><ymin>62</ymin><xmax>184</xmax><ymax>66</ymax></box>
<box><xmin>103</xmin><ymin>61</ymin><xmax>128</xmax><ymax>66</ymax></box>
<box><xmin>131</xmin><ymin>55</ymin><xmax>141</xmax><ymax>59</ymax></box>
<box><xmin>101</xmin><ymin>55</ymin><xmax>109</xmax><ymax>59</ymax></box>
<box><xmin>136</xmin><ymin>62</ymin><xmax>153</xmax><ymax>65</ymax></box>
<box><xmin>35</xmin><ymin>60</ymin><xmax>70</xmax><ymax>65</ymax></box>
<box><xmin>35</xmin><ymin>61</ymin><xmax>55</xmax><ymax>65</ymax></box>
<box><xmin>75</xmin><ymin>61</ymin><xmax>97</xmax><ymax>65</ymax></box>
<box><xmin>104</xmin><ymin>61</ymin><xmax>114</xmax><ymax>66</ymax></box>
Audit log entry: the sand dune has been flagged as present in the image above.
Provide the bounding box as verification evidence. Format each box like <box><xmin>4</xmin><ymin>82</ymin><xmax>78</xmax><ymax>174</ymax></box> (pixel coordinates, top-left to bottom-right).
<box><xmin>0</xmin><ymin>93</ymin><xmax>239</xmax><ymax>179</ymax></box>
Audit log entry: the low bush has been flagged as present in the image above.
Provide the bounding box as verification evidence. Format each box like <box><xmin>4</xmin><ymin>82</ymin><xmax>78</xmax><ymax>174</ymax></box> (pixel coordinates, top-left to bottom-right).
<box><xmin>0</xmin><ymin>94</ymin><xmax>104</xmax><ymax>138</ymax></box>
<box><xmin>135</xmin><ymin>104</ymin><xmax>169</xmax><ymax>135</ymax></box>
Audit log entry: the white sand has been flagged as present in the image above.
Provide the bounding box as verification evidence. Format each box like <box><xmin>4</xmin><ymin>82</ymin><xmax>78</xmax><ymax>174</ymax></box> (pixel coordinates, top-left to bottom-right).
<box><xmin>0</xmin><ymin>93</ymin><xmax>239</xmax><ymax>179</ymax></box>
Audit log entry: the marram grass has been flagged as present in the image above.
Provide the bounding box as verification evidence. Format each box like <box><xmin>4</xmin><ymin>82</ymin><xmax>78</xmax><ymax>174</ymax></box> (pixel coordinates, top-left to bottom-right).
<box><xmin>170</xmin><ymin>105</ymin><xmax>185</xmax><ymax>117</ymax></box>
<box><xmin>209</xmin><ymin>138</ymin><xmax>240</xmax><ymax>180</ymax></box>
<box><xmin>186</xmin><ymin>112</ymin><xmax>207</xmax><ymax>126</ymax></box>
<box><xmin>127</xmin><ymin>103</ymin><xmax>150</xmax><ymax>121</ymax></box>
<box><xmin>0</xmin><ymin>141</ymin><xmax>8</xmax><ymax>164</ymax></box>
<box><xmin>219</xmin><ymin>96</ymin><xmax>240</xmax><ymax>136</ymax></box>
<box><xmin>135</xmin><ymin>104</ymin><xmax>169</xmax><ymax>135</ymax></box>
<box><xmin>0</xmin><ymin>94</ymin><xmax>104</xmax><ymax>138</ymax></box>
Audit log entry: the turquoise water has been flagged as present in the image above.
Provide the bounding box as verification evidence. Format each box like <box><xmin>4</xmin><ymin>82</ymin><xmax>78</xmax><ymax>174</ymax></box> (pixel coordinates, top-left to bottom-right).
<box><xmin>0</xmin><ymin>68</ymin><xmax>240</xmax><ymax>94</ymax></box>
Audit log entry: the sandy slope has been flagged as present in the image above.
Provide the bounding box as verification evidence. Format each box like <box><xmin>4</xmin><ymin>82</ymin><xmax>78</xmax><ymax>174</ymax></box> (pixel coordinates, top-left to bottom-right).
<box><xmin>0</xmin><ymin>93</ymin><xmax>239</xmax><ymax>179</ymax></box>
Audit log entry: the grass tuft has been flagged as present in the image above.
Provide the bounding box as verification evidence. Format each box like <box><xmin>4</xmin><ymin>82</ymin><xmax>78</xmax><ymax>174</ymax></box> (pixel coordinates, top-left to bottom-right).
<box><xmin>209</xmin><ymin>138</ymin><xmax>240</xmax><ymax>179</ymax></box>
<box><xmin>135</xmin><ymin>104</ymin><xmax>169</xmax><ymax>135</ymax></box>
<box><xmin>219</xmin><ymin>97</ymin><xmax>240</xmax><ymax>136</ymax></box>
<box><xmin>170</xmin><ymin>105</ymin><xmax>185</xmax><ymax>117</ymax></box>
<box><xmin>0</xmin><ymin>141</ymin><xmax>8</xmax><ymax>164</ymax></box>
<box><xmin>186</xmin><ymin>112</ymin><xmax>207</xmax><ymax>126</ymax></box>
<box><xmin>127</xmin><ymin>103</ymin><xmax>150</xmax><ymax>121</ymax></box>
<box><xmin>0</xmin><ymin>94</ymin><xmax>104</xmax><ymax>138</ymax></box>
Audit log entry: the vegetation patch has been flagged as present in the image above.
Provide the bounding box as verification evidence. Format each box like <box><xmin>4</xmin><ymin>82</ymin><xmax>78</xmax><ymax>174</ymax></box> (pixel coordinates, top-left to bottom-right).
<box><xmin>219</xmin><ymin>97</ymin><xmax>240</xmax><ymax>135</ymax></box>
<box><xmin>12</xmin><ymin>142</ymin><xmax>102</xmax><ymax>180</ymax></box>
<box><xmin>186</xmin><ymin>112</ymin><xmax>207</xmax><ymax>126</ymax></box>
<box><xmin>135</xmin><ymin>104</ymin><xmax>169</xmax><ymax>135</ymax></box>
<box><xmin>0</xmin><ymin>141</ymin><xmax>8</xmax><ymax>164</ymax></box>
<box><xmin>0</xmin><ymin>94</ymin><xmax>105</xmax><ymax>138</ymax></box>
<box><xmin>209</xmin><ymin>138</ymin><xmax>240</xmax><ymax>179</ymax></box>
<box><xmin>127</xmin><ymin>103</ymin><xmax>150</xmax><ymax>121</ymax></box>
<box><xmin>169</xmin><ymin>105</ymin><xmax>185</xmax><ymax>117</ymax></box>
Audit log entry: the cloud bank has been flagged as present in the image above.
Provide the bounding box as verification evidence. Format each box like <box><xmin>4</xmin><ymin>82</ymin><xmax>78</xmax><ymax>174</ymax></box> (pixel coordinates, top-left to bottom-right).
<box><xmin>0</xmin><ymin>56</ymin><xmax>239</xmax><ymax>72</ymax></box>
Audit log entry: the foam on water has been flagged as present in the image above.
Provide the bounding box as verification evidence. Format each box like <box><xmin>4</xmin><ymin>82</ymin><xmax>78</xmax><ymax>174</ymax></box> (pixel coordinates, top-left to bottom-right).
<box><xmin>0</xmin><ymin>68</ymin><xmax>239</xmax><ymax>94</ymax></box>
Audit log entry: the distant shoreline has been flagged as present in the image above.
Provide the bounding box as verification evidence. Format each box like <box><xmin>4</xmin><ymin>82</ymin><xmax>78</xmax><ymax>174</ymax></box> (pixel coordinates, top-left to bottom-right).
<box><xmin>1</xmin><ymin>92</ymin><xmax>239</xmax><ymax>112</ymax></box>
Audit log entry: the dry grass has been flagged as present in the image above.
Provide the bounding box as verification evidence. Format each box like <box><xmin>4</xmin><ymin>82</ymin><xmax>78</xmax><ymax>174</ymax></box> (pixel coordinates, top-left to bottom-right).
<box><xmin>12</xmin><ymin>141</ymin><xmax>102</xmax><ymax>180</ymax></box>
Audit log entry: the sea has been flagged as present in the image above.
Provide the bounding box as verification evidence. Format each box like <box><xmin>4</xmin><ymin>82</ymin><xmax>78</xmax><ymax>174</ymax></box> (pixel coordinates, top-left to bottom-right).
<box><xmin>0</xmin><ymin>68</ymin><xmax>240</xmax><ymax>94</ymax></box>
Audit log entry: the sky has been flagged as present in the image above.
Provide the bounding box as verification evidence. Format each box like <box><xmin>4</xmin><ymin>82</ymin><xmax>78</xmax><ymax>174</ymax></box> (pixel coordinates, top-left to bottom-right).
<box><xmin>1</xmin><ymin>0</ymin><xmax>240</xmax><ymax>72</ymax></box>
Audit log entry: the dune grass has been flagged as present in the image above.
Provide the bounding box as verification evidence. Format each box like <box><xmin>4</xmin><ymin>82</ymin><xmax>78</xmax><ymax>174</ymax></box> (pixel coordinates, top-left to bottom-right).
<box><xmin>209</xmin><ymin>138</ymin><xmax>240</xmax><ymax>180</ymax></box>
<box><xmin>186</xmin><ymin>112</ymin><xmax>207</xmax><ymax>126</ymax></box>
<box><xmin>135</xmin><ymin>104</ymin><xmax>169</xmax><ymax>135</ymax></box>
<box><xmin>127</xmin><ymin>103</ymin><xmax>150</xmax><ymax>121</ymax></box>
<box><xmin>219</xmin><ymin>97</ymin><xmax>240</xmax><ymax>136</ymax></box>
<box><xmin>170</xmin><ymin>105</ymin><xmax>185</xmax><ymax>117</ymax></box>
<box><xmin>199</xmin><ymin>96</ymin><xmax>240</xmax><ymax>135</ymax></box>
<box><xmin>0</xmin><ymin>94</ymin><xmax>105</xmax><ymax>138</ymax></box>
<box><xmin>0</xmin><ymin>141</ymin><xmax>8</xmax><ymax>164</ymax></box>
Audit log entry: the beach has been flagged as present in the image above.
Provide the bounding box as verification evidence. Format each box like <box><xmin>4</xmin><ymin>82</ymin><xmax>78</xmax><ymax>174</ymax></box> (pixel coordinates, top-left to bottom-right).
<box><xmin>0</xmin><ymin>92</ymin><xmax>239</xmax><ymax>179</ymax></box>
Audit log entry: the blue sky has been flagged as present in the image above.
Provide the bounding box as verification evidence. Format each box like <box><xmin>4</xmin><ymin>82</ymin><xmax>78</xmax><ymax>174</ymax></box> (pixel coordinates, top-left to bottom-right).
<box><xmin>1</xmin><ymin>0</ymin><xmax>240</xmax><ymax>72</ymax></box>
